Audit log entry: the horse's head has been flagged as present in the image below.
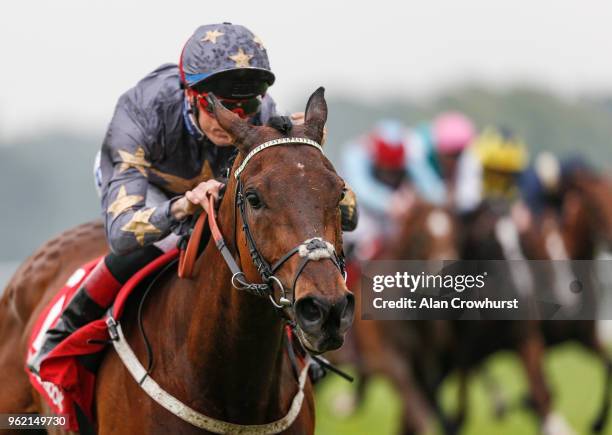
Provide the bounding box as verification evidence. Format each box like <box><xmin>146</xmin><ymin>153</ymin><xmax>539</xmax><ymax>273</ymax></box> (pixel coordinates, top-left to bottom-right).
<box><xmin>387</xmin><ymin>192</ymin><xmax>458</xmax><ymax>261</ymax></box>
<box><xmin>210</xmin><ymin>88</ymin><xmax>354</xmax><ymax>353</ymax></box>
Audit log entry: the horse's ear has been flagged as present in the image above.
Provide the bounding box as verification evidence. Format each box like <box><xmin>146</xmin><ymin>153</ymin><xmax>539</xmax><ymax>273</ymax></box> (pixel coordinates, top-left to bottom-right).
<box><xmin>207</xmin><ymin>93</ymin><xmax>253</xmax><ymax>151</ymax></box>
<box><xmin>304</xmin><ymin>87</ymin><xmax>327</xmax><ymax>144</ymax></box>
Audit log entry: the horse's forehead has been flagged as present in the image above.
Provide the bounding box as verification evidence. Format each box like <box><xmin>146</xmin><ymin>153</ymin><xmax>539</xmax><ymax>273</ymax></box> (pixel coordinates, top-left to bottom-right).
<box><xmin>247</xmin><ymin>145</ymin><xmax>339</xmax><ymax>187</ymax></box>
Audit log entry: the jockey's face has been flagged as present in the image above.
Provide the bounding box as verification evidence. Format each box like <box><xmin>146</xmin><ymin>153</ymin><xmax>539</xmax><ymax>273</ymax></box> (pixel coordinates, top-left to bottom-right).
<box><xmin>438</xmin><ymin>151</ymin><xmax>462</xmax><ymax>182</ymax></box>
<box><xmin>197</xmin><ymin>109</ymin><xmax>235</xmax><ymax>146</ymax></box>
<box><xmin>372</xmin><ymin>166</ymin><xmax>406</xmax><ymax>190</ymax></box>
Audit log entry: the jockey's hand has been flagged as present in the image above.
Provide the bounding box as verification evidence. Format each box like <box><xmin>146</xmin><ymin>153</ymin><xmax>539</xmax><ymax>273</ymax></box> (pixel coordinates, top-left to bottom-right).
<box><xmin>290</xmin><ymin>112</ymin><xmax>328</xmax><ymax>145</ymax></box>
<box><xmin>186</xmin><ymin>179</ymin><xmax>224</xmax><ymax>213</ymax></box>
<box><xmin>172</xmin><ymin>179</ymin><xmax>224</xmax><ymax>220</ymax></box>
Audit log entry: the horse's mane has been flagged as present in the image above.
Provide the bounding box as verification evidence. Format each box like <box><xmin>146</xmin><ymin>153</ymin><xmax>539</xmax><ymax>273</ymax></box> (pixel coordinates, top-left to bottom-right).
<box><xmin>266</xmin><ymin>116</ymin><xmax>293</xmax><ymax>135</ymax></box>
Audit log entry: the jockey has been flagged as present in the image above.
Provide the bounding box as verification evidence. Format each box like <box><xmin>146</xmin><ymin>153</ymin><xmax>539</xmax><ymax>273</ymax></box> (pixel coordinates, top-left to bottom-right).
<box><xmin>454</xmin><ymin>126</ymin><xmax>529</xmax><ymax>214</ymax></box>
<box><xmin>342</xmin><ymin>120</ymin><xmax>444</xmax><ymax>260</ymax></box>
<box><xmin>519</xmin><ymin>151</ymin><xmax>591</xmax><ymax>216</ymax></box>
<box><xmin>519</xmin><ymin>151</ymin><xmax>563</xmax><ymax>215</ymax></box>
<box><xmin>29</xmin><ymin>23</ymin><xmax>357</xmax><ymax>374</ymax></box>
<box><xmin>426</xmin><ymin>111</ymin><xmax>477</xmax><ymax>211</ymax></box>
<box><xmin>431</xmin><ymin>111</ymin><xmax>476</xmax><ymax>186</ymax></box>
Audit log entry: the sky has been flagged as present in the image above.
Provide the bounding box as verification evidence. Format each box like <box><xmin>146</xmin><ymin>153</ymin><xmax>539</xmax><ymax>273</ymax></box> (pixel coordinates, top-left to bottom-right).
<box><xmin>1</xmin><ymin>0</ymin><xmax>611</xmax><ymax>139</ymax></box>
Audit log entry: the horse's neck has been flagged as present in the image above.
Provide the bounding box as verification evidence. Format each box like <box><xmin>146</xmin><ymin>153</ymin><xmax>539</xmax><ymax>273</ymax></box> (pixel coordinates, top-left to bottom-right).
<box><xmin>152</xmin><ymin>183</ymin><xmax>288</xmax><ymax>422</ymax></box>
<box><xmin>562</xmin><ymin>189</ymin><xmax>596</xmax><ymax>259</ymax></box>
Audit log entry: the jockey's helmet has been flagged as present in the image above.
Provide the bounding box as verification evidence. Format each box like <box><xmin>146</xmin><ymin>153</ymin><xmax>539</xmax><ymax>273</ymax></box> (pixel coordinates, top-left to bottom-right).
<box><xmin>432</xmin><ymin>112</ymin><xmax>475</xmax><ymax>155</ymax></box>
<box><xmin>179</xmin><ymin>23</ymin><xmax>275</xmax><ymax>99</ymax></box>
<box><xmin>367</xmin><ymin>120</ymin><xmax>408</xmax><ymax>170</ymax></box>
<box><xmin>473</xmin><ymin>126</ymin><xmax>529</xmax><ymax>174</ymax></box>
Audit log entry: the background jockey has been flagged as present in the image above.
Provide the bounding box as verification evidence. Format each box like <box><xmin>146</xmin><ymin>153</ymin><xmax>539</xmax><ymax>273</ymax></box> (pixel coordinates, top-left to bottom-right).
<box><xmin>431</xmin><ymin>111</ymin><xmax>476</xmax><ymax>189</ymax></box>
<box><xmin>342</xmin><ymin>120</ymin><xmax>444</xmax><ymax>260</ymax></box>
<box><xmin>454</xmin><ymin>125</ymin><xmax>529</xmax><ymax>215</ymax></box>
<box><xmin>519</xmin><ymin>151</ymin><xmax>564</xmax><ymax>216</ymax></box>
<box><xmin>29</xmin><ymin>23</ymin><xmax>358</xmax><ymax>374</ymax></box>
<box><xmin>519</xmin><ymin>151</ymin><xmax>592</xmax><ymax>217</ymax></box>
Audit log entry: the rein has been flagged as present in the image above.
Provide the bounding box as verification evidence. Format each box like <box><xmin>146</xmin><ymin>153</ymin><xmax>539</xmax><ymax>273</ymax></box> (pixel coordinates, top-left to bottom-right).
<box><xmin>109</xmin><ymin>137</ymin><xmax>346</xmax><ymax>434</ymax></box>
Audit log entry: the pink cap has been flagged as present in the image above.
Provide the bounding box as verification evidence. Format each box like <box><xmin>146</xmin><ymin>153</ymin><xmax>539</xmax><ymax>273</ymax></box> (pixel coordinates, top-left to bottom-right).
<box><xmin>433</xmin><ymin>112</ymin><xmax>475</xmax><ymax>154</ymax></box>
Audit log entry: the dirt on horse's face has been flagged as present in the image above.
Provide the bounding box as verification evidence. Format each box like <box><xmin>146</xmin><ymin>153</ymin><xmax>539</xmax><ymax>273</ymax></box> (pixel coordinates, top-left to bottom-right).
<box><xmin>210</xmin><ymin>88</ymin><xmax>354</xmax><ymax>353</ymax></box>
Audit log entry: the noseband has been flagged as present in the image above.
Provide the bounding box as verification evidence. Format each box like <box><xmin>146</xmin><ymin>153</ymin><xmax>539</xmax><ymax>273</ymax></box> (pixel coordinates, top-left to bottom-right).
<box><xmin>230</xmin><ymin>138</ymin><xmax>346</xmax><ymax>316</ymax></box>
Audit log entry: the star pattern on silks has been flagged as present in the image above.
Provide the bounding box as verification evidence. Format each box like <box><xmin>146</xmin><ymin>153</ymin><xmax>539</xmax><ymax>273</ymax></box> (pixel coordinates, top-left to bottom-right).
<box><xmin>201</xmin><ymin>29</ymin><xmax>224</xmax><ymax>44</ymax></box>
<box><xmin>118</xmin><ymin>147</ymin><xmax>151</xmax><ymax>177</ymax></box>
<box><xmin>120</xmin><ymin>207</ymin><xmax>161</xmax><ymax>245</ymax></box>
<box><xmin>150</xmin><ymin>161</ymin><xmax>213</xmax><ymax>194</ymax></box>
<box><xmin>229</xmin><ymin>48</ymin><xmax>253</xmax><ymax>68</ymax></box>
<box><xmin>252</xmin><ymin>35</ymin><xmax>265</xmax><ymax>49</ymax></box>
<box><xmin>107</xmin><ymin>185</ymin><xmax>144</xmax><ymax>218</ymax></box>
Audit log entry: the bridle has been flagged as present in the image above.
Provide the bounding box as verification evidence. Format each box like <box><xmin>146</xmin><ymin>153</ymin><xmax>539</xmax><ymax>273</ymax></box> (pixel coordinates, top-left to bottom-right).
<box><xmin>190</xmin><ymin>137</ymin><xmax>347</xmax><ymax>319</ymax></box>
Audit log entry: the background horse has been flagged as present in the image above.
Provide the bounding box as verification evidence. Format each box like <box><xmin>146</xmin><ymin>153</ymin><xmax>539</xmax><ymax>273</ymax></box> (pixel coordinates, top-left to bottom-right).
<box><xmin>0</xmin><ymin>88</ymin><xmax>354</xmax><ymax>434</ymax></box>
<box><xmin>329</xmin><ymin>193</ymin><xmax>460</xmax><ymax>435</ymax></box>
<box><xmin>450</xmin><ymin>199</ymin><xmax>559</xmax><ymax>434</ymax></box>
<box><xmin>519</xmin><ymin>166</ymin><xmax>612</xmax><ymax>433</ymax></box>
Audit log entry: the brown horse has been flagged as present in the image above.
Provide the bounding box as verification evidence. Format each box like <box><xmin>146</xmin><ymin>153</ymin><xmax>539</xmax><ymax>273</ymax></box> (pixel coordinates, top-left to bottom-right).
<box><xmin>521</xmin><ymin>167</ymin><xmax>612</xmax><ymax>433</ymax></box>
<box><xmin>394</xmin><ymin>199</ymin><xmax>557</xmax><ymax>435</ymax></box>
<box><xmin>329</xmin><ymin>193</ymin><xmax>460</xmax><ymax>435</ymax></box>
<box><xmin>455</xmin><ymin>199</ymin><xmax>573</xmax><ymax>435</ymax></box>
<box><xmin>0</xmin><ymin>88</ymin><xmax>354</xmax><ymax>434</ymax></box>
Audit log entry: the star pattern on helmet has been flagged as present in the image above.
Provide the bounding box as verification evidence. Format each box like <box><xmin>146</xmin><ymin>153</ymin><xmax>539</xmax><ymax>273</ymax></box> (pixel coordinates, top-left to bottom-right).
<box><xmin>201</xmin><ymin>29</ymin><xmax>224</xmax><ymax>44</ymax></box>
<box><xmin>121</xmin><ymin>207</ymin><xmax>161</xmax><ymax>245</ymax></box>
<box><xmin>117</xmin><ymin>147</ymin><xmax>151</xmax><ymax>177</ymax></box>
<box><xmin>150</xmin><ymin>161</ymin><xmax>213</xmax><ymax>194</ymax></box>
<box><xmin>107</xmin><ymin>185</ymin><xmax>144</xmax><ymax>218</ymax></box>
<box><xmin>252</xmin><ymin>35</ymin><xmax>265</xmax><ymax>49</ymax></box>
<box><xmin>229</xmin><ymin>48</ymin><xmax>253</xmax><ymax>68</ymax></box>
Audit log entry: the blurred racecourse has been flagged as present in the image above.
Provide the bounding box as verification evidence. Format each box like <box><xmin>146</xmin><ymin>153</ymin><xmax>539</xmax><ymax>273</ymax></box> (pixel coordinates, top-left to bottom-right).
<box><xmin>316</xmin><ymin>344</ymin><xmax>612</xmax><ymax>435</ymax></box>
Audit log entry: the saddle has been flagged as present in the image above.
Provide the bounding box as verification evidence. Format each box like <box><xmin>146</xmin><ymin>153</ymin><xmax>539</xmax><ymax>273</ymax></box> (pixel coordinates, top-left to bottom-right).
<box><xmin>26</xmin><ymin>250</ymin><xmax>179</xmax><ymax>431</ymax></box>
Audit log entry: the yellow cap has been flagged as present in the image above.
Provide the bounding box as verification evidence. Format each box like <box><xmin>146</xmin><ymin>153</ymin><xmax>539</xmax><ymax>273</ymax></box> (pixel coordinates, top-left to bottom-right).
<box><xmin>473</xmin><ymin>127</ymin><xmax>529</xmax><ymax>173</ymax></box>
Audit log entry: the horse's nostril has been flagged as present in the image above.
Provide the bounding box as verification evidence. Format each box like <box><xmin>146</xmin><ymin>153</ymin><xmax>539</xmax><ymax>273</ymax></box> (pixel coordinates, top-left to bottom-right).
<box><xmin>295</xmin><ymin>297</ymin><xmax>326</xmax><ymax>327</ymax></box>
<box><xmin>301</xmin><ymin>299</ymin><xmax>322</xmax><ymax>322</ymax></box>
<box><xmin>337</xmin><ymin>293</ymin><xmax>355</xmax><ymax>330</ymax></box>
<box><xmin>343</xmin><ymin>293</ymin><xmax>355</xmax><ymax>317</ymax></box>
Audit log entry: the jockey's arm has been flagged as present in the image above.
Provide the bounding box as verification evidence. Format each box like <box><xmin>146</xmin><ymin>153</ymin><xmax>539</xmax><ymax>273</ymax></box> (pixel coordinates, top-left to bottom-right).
<box><xmin>103</xmin><ymin>164</ymin><xmax>181</xmax><ymax>256</ymax></box>
<box><xmin>101</xmin><ymin>98</ymin><xmax>183</xmax><ymax>256</ymax></box>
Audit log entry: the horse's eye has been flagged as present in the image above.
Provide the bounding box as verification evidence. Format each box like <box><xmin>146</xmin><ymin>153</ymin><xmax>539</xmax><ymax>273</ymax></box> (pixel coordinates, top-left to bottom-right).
<box><xmin>246</xmin><ymin>192</ymin><xmax>262</xmax><ymax>209</ymax></box>
<box><xmin>340</xmin><ymin>188</ymin><xmax>347</xmax><ymax>202</ymax></box>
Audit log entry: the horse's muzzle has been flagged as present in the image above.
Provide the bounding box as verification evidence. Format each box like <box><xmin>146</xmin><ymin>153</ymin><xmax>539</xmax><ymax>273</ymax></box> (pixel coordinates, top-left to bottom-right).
<box><xmin>294</xmin><ymin>292</ymin><xmax>355</xmax><ymax>353</ymax></box>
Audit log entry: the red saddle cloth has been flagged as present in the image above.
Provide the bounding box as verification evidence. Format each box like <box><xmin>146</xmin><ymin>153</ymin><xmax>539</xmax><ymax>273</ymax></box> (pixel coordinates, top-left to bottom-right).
<box><xmin>26</xmin><ymin>249</ymin><xmax>179</xmax><ymax>432</ymax></box>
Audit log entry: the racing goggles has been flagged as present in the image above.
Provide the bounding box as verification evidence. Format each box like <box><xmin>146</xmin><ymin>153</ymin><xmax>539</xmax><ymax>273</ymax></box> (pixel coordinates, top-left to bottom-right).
<box><xmin>193</xmin><ymin>91</ymin><xmax>262</xmax><ymax>119</ymax></box>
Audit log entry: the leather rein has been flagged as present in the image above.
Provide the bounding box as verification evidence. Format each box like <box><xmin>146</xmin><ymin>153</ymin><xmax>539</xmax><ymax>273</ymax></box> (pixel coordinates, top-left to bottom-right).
<box><xmin>178</xmin><ymin>137</ymin><xmax>346</xmax><ymax>319</ymax></box>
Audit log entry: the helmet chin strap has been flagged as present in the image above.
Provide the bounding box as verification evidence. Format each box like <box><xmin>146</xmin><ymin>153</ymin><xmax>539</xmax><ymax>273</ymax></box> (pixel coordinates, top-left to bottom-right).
<box><xmin>182</xmin><ymin>95</ymin><xmax>205</xmax><ymax>140</ymax></box>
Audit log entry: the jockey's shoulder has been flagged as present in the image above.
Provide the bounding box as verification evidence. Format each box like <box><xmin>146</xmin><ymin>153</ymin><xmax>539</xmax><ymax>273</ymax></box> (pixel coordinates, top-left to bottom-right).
<box><xmin>118</xmin><ymin>63</ymin><xmax>183</xmax><ymax>117</ymax></box>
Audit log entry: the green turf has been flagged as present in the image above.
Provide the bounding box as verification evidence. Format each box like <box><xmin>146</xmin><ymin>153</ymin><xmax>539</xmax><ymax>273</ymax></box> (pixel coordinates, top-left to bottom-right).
<box><xmin>315</xmin><ymin>343</ymin><xmax>612</xmax><ymax>434</ymax></box>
